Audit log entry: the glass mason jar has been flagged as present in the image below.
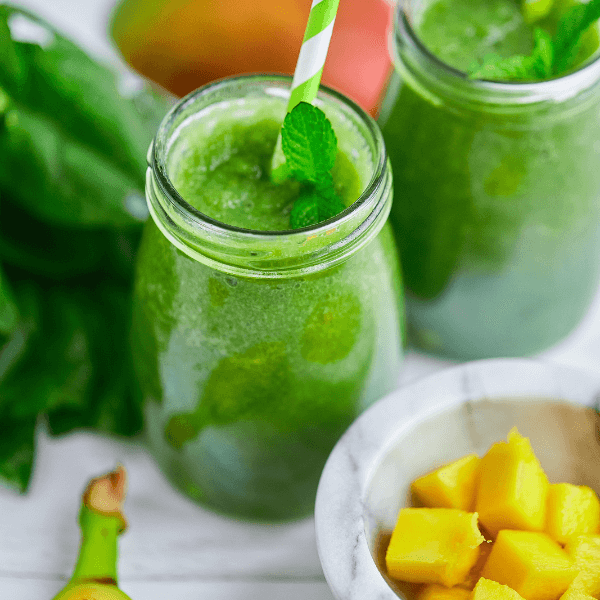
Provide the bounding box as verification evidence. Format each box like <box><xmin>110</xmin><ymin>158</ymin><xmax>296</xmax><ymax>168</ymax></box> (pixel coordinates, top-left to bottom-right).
<box><xmin>378</xmin><ymin>1</ymin><xmax>600</xmax><ymax>360</ymax></box>
<box><xmin>131</xmin><ymin>75</ymin><xmax>404</xmax><ymax>521</ymax></box>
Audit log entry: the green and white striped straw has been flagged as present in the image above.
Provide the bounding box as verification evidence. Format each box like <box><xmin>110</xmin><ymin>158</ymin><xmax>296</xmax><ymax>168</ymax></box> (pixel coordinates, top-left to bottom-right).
<box><xmin>287</xmin><ymin>0</ymin><xmax>341</xmax><ymax>111</ymax></box>
<box><xmin>271</xmin><ymin>0</ymin><xmax>341</xmax><ymax>173</ymax></box>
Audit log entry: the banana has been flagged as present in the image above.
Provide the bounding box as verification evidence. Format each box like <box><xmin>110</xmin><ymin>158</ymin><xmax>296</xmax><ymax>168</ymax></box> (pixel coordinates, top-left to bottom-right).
<box><xmin>52</xmin><ymin>466</ymin><xmax>132</xmax><ymax>600</ymax></box>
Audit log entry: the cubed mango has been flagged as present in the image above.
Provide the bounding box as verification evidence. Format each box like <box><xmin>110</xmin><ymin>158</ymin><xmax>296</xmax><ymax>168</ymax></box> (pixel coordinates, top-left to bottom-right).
<box><xmin>564</xmin><ymin>535</ymin><xmax>600</xmax><ymax>598</ymax></box>
<box><xmin>459</xmin><ymin>540</ymin><xmax>494</xmax><ymax>590</ymax></box>
<box><xmin>476</xmin><ymin>428</ymin><xmax>548</xmax><ymax>537</ymax></box>
<box><xmin>411</xmin><ymin>454</ymin><xmax>480</xmax><ymax>511</ymax></box>
<box><xmin>546</xmin><ymin>484</ymin><xmax>600</xmax><ymax>545</ymax></box>
<box><xmin>416</xmin><ymin>584</ymin><xmax>472</xmax><ymax>600</ymax></box>
<box><xmin>385</xmin><ymin>508</ymin><xmax>484</xmax><ymax>587</ymax></box>
<box><xmin>472</xmin><ymin>577</ymin><xmax>526</xmax><ymax>600</ymax></box>
<box><xmin>481</xmin><ymin>530</ymin><xmax>577</xmax><ymax>600</ymax></box>
<box><xmin>560</xmin><ymin>589</ymin><xmax>598</xmax><ymax>600</ymax></box>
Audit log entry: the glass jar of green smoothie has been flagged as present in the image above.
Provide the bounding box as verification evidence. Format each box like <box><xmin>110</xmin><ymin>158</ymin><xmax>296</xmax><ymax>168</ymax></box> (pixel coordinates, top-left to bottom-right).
<box><xmin>131</xmin><ymin>75</ymin><xmax>404</xmax><ymax>521</ymax></box>
<box><xmin>379</xmin><ymin>0</ymin><xmax>600</xmax><ymax>359</ymax></box>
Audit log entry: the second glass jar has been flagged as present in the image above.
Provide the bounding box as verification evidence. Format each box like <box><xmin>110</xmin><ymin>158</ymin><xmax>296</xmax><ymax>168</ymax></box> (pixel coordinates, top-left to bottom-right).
<box><xmin>379</xmin><ymin>1</ymin><xmax>600</xmax><ymax>360</ymax></box>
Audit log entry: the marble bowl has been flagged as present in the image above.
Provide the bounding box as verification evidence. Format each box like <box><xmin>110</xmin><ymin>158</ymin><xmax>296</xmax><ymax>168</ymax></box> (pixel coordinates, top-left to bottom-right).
<box><xmin>314</xmin><ymin>358</ymin><xmax>600</xmax><ymax>600</ymax></box>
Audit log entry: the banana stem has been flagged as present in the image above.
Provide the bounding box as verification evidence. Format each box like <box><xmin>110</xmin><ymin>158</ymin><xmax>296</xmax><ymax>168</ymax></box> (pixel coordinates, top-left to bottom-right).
<box><xmin>70</xmin><ymin>465</ymin><xmax>127</xmax><ymax>587</ymax></box>
<box><xmin>70</xmin><ymin>507</ymin><xmax>122</xmax><ymax>586</ymax></box>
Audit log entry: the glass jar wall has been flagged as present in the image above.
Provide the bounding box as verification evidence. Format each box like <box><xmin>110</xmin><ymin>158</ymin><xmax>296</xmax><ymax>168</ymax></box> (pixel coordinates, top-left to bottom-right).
<box><xmin>131</xmin><ymin>75</ymin><xmax>404</xmax><ymax>521</ymax></box>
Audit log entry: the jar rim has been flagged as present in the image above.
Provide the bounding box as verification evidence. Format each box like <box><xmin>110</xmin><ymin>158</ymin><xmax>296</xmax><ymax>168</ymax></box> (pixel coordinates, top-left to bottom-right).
<box><xmin>146</xmin><ymin>74</ymin><xmax>393</xmax><ymax>278</ymax></box>
<box><xmin>394</xmin><ymin>2</ymin><xmax>600</xmax><ymax>104</ymax></box>
<box><xmin>151</xmin><ymin>74</ymin><xmax>387</xmax><ymax>239</ymax></box>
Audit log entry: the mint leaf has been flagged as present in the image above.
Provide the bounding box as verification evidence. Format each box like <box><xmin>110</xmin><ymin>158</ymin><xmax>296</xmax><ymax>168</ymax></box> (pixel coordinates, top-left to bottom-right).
<box><xmin>281</xmin><ymin>102</ymin><xmax>337</xmax><ymax>186</ymax></box>
<box><xmin>532</xmin><ymin>28</ymin><xmax>554</xmax><ymax>76</ymax></box>
<box><xmin>289</xmin><ymin>186</ymin><xmax>346</xmax><ymax>229</ymax></box>
<box><xmin>469</xmin><ymin>0</ymin><xmax>600</xmax><ymax>81</ymax></box>
<box><xmin>317</xmin><ymin>185</ymin><xmax>346</xmax><ymax>221</ymax></box>
<box><xmin>290</xmin><ymin>190</ymin><xmax>321</xmax><ymax>229</ymax></box>
<box><xmin>469</xmin><ymin>28</ymin><xmax>553</xmax><ymax>80</ymax></box>
<box><xmin>278</xmin><ymin>102</ymin><xmax>346</xmax><ymax>229</ymax></box>
<box><xmin>469</xmin><ymin>53</ymin><xmax>539</xmax><ymax>81</ymax></box>
<box><xmin>553</xmin><ymin>0</ymin><xmax>600</xmax><ymax>74</ymax></box>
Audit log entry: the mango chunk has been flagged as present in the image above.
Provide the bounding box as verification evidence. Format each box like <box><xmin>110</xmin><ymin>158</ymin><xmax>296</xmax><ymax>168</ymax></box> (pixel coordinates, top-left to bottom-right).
<box><xmin>546</xmin><ymin>484</ymin><xmax>600</xmax><ymax>545</ymax></box>
<box><xmin>385</xmin><ymin>508</ymin><xmax>484</xmax><ymax>587</ymax></box>
<box><xmin>560</xmin><ymin>589</ymin><xmax>598</xmax><ymax>600</ymax></box>
<box><xmin>476</xmin><ymin>428</ymin><xmax>549</xmax><ymax>537</ymax></box>
<box><xmin>412</xmin><ymin>454</ymin><xmax>480</xmax><ymax>511</ymax></box>
<box><xmin>459</xmin><ymin>540</ymin><xmax>494</xmax><ymax>591</ymax></box>
<box><xmin>564</xmin><ymin>535</ymin><xmax>600</xmax><ymax>598</ymax></box>
<box><xmin>417</xmin><ymin>584</ymin><xmax>472</xmax><ymax>600</ymax></box>
<box><xmin>472</xmin><ymin>577</ymin><xmax>526</xmax><ymax>600</ymax></box>
<box><xmin>481</xmin><ymin>530</ymin><xmax>577</xmax><ymax>600</ymax></box>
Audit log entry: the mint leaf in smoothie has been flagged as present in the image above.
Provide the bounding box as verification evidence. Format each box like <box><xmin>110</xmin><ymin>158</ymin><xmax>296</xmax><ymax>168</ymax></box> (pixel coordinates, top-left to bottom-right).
<box><xmin>281</xmin><ymin>102</ymin><xmax>337</xmax><ymax>183</ymax></box>
<box><xmin>469</xmin><ymin>28</ymin><xmax>553</xmax><ymax>80</ymax></box>
<box><xmin>278</xmin><ymin>102</ymin><xmax>345</xmax><ymax>228</ymax></box>
<box><xmin>290</xmin><ymin>191</ymin><xmax>321</xmax><ymax>229</ymax></box>
<box><xmin>553</xmin><ymin>0</ymin><xmax>600</xmax><ymax>73</ymax></box>
<box><xmin>469</xmin><ymin>0</ymin><xmax>600</xmax><ymax>80</ymax></box>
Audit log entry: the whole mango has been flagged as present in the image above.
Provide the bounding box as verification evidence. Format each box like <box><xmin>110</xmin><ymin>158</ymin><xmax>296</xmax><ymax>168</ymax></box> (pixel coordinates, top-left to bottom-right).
<box><xmin>110</xmin><ymin>0</ymin><xmax>392</xmax><ymax>116</ymax></box>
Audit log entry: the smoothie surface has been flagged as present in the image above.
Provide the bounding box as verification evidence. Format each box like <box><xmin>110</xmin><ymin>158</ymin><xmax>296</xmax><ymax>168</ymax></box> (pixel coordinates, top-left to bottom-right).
<box><xmin>171</xmin><ymin>104</ymin><xmax>363</xmax><ymax>231</ymax></box>
<box><xmin>415</xmin><ymin>0</ymin><xmax>600</xmax><ymax>75</ymax></box>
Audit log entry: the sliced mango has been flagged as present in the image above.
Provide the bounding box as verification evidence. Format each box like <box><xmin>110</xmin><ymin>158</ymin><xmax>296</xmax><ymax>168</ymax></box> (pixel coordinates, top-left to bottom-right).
<box><xmin>472</xmin><ymin>577</ymin><xmax>526</xmax><ymax>600</ymax></box>
<box><xmin>546</xmin><ymin>484</ymin><xmax>600</xmax><ymax>545</ymax></box>
<box><xmin>412</xmin><ymin>454</ymin><xmax>480</xmax><ymax>511</ymax></box>
<box><xmin>481</xmin><ymin>530</ymin><xmax>577</xmax><ymax>600</ymax></box>
<box><xmin>476</xmin><ymin>428</ymin><xmax>548</xmax><ymax>537</ymax></box>
<box><xmin>416</xmin><ymin>584</ymin><xmax>472</xmax><ymax>600</ymax></box>
<box><xmin>385</xmin><ymin>508</ymin><xmax>484</xmax><ymax>587</ymax></box>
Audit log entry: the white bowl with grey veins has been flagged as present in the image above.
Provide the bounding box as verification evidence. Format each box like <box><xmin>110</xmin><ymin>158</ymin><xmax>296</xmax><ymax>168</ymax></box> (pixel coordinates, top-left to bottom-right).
<box><xmin>315</xmin><ymin>358</ymin><xmax>600</xmax><ymax>600</ymax></box>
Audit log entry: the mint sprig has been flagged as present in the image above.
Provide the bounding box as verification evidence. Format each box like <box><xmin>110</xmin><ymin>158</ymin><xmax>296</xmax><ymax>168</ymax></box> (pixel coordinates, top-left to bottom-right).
<box><xmin>469</xmin><ymin>0</ymin><xmax>600</xmax><ymax>81</ymax></box>
<box><xmin>275</xmin><ymin>102</ymin><xmax>345</xmax><ymax>229</ymax></box>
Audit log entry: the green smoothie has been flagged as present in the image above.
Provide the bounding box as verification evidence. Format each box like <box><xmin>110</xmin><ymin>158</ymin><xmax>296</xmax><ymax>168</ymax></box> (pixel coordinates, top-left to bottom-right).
<box><xmin>131</xmin><ymin>76</ymin><xmax>403</xmax><ymax>520</ymax></box>
<box><xmin>379</xmin><ymin>0</ymin><xmax>600</xmax><ymax>359</ymax></box>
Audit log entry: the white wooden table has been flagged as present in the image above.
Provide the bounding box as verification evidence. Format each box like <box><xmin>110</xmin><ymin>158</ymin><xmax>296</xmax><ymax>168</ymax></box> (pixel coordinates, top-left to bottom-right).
<box><xmin>4</xmin><ymin>1</ymin><xmax>600</xmax><ymax>598</ymax></box>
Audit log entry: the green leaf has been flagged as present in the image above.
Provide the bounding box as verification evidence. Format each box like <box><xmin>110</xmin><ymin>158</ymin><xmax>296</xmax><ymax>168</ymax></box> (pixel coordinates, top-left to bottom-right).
<box><xmin>0</xmin><ymin>263</ymin><xmax>18</xmax><ymax>337</ymax></box>
<box><xmin>279</xmin><ymin>102</ymin><xmax>346</xmax><ymax>229</ymax></box>
<box><xmin>469</xmin><ymin>28</ymin><xmax>553</xmax><ymax>81</ymax></box>
<box><xmin>531</xmin><ymin>28</ymin><xmax>555</xmax><ymax>76</ymax></box>
<box><xmin>469</xmin><ymin>0</ymin><xmax>600</xmax><ymax>81</ymax></box>
<box><xmin>0</xmin><ymin>5</ymin><xmax>167</xmax><ymax>226</ymax></box>
<box><xmin>317</xmin><ymin>184</ymin><xmax>346</xmax><ymax>221</ymax></box>
<box><xmin>469</xmin><ymin>53</ymin><xmax>538</xmax><ymax>81</ymax></box>
<box><xmin>0</xmin><ymin>413</ymin><xmax>36</xmax><ymax>493</ymax></box>
<box><xmin>0</xmin><ymin>194</ymin><xmax>109</xmax><ymax>278</ymax></box>
<box><xmin>0</xmin><ymin>284</ymin><xmax>94</xmax><ymax>420</ymax></box>
<box><xmin>552</xmin><ymin>0</ymin><xmax>600</xmax><ymax>73</ymax></box>
<box><xmin>281</xmin><ymin>102</ymin><xmax>338</xmax><ymax>185</ymax></box>
<box><xmin>289</xmin><ymin>190</ymin><xmax>321</xmax><ymax>229</ymax></box>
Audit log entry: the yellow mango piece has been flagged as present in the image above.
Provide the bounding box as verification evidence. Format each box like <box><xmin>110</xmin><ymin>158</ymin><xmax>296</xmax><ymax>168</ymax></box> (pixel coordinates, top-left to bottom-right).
<box><xmin>564</xmin><ymin>535</ymin><xmax>600</xmax><ymax>598</ymax></box>
<box><xmin>560</xmin><ymin>588</ymin><xmax>598</xmax><ymax>600</ymax></box>
<box><xmin>476</xmin><ymin>428</ymin><xmax>549</xmax><ymax>537</ymax></box>
<box><xmin>412</xmin><ymin>454</ymin><xmax>480</xmax><ymax>511</ymax></box>
<box><xmin>459</xmin><ymin>540</ymin><xmax>494</xmax><ymax>590</ymax></box>
<box><xmin>417</xmin><ymin>584</ymin><xmax>472</xmax><ymax>600</ymax></box>
<box><xmin>385</xmin><ymin>508</ymin><xmax>484</xmax><ymax>587</ymax></box>
<box><xmin>481</xmin><ymin>530</ymin><xmax>577</xmax><ymax>600</ymax></box>
<box><xmin>546</xmin><ymin>484</ymin><xmax>600</xmax><ymax>545</ymax></box>
<box><xmin>472</xmin><ymin>577</ymin><xmax>526</xmax><ymax>600</ymax></box>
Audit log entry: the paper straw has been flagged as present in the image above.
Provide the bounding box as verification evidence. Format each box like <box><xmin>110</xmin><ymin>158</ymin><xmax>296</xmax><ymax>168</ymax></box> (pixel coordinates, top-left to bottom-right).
<box><xmin>287</xmin><ymin>0</ymin><xmax>341</xmax><ymax>112</ymax></box>
<box><xmin>271</xmin><ymin>0</ymin><xmax>341</xmax><ymax>174</ymax></box>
